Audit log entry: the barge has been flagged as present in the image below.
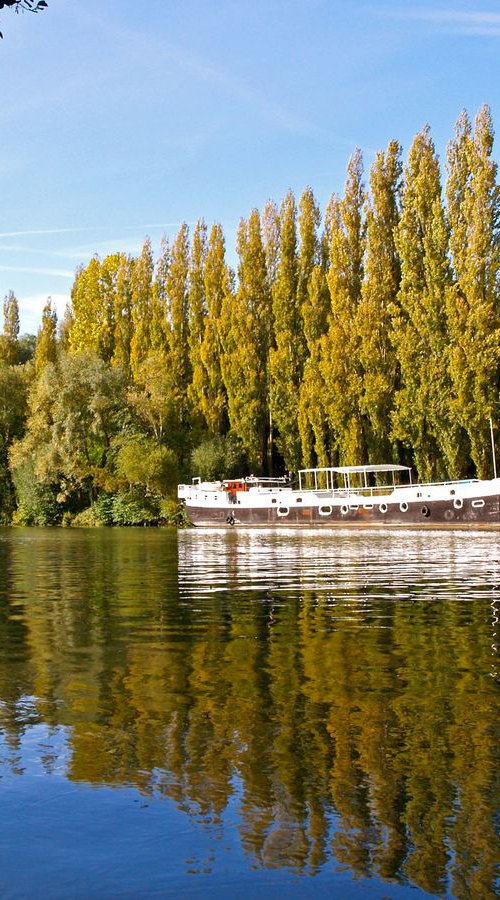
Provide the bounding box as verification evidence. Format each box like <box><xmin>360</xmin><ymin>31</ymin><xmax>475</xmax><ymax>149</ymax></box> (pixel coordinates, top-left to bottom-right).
<box><xmin>178</xmin><ymin>464</ymin><xmax>500</xmax><ymax>528</ymax></box>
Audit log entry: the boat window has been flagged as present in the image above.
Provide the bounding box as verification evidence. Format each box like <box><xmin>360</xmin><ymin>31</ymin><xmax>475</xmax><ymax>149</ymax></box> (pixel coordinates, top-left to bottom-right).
<box><xmin>472</xmin><ymin>499</ymin><xmax>485</xmax><ymax>508</ymax></box>
<box><xmin>400</xmin><ymin>502</ymin><xmax>408</xmax><ymax>512</ymax></box>
<box><xmin>453</xmin><ymin>498</ymin><xmax>463</xmax><ymax>509</ymax></box>
<box><xmin>319</xmin><ymin>505</ymin><xmax>332</xmax><ymax>516</ymax></box>
<box><xmin>271</xmin><ymin>498</ymin><xmax>277</xmax><ymax>504</ymax></box>
<box><xmin>277</xmin><ymin>506</ymin><xmax>289</xmax><ymax>517</ymax></box>
<box><xmin>296</xmin><ymin>497</ymin><xmax>303</xmax><ymax>503</ymax></box>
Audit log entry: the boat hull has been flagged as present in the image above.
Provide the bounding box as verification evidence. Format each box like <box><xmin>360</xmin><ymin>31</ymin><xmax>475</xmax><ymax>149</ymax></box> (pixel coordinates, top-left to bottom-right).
<box><xmin>184</xmin><ymin>494</ymin><xmax>500</xmax><ymax>528</ymax></box>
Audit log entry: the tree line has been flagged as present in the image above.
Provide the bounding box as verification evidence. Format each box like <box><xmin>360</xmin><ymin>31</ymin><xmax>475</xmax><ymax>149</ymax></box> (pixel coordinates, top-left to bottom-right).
<box><xmin>0</xmin><ymin>105</ymin><xmax>499</xmax><ymax>524</ymax></box>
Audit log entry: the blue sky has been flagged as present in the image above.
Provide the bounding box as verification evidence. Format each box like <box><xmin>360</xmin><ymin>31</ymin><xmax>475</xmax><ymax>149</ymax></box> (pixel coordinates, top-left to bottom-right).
<box><xmin>1</xmin><ymin>0</ymin><xmax>499</xmax><ymax>333</ymax></box>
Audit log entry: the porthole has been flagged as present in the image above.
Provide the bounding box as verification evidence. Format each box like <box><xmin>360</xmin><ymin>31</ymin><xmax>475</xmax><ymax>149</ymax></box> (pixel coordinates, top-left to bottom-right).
<box><xmin>340</xmin><ymin>504</ymin><xmax>349</xmax><ymax>515</ymax></box>
<box><xmin>271</xmin><ymin>498</ymin><xmax>277</xmax><ymax>504</ymax></box>
<box><xmin>319</xmin><ymin>505</ymin><xmax>332</xmax><ymax>516</ymax></box>
<box><xmin>349</xmin><ymin>504</ymin><xmax>359</xmax><ymax>512</ymax></box>
<box><xmin>399</xmin><ymin>502</ymin><xmax>408</xmax><ymax>512</ymax></box>
<box><xmin>296</xmin><ymin>497</ymin><xmax>303</xmax><ymax>503</ymax></box>
<box><xmin>379</xmin><ymin>503</ymin><xmax>388</xmax><ymax>514</ymax></box>
<box><xmin>363</xmin><ymin>504</ymin><xmax>373</xmax><ymax>510</ymax></box>
<box><xmin>421</xmin><ymin>505</ymin><xmax>430</xmax><ymax>517</ymax></box>
<box><xmin>472</xmin><ymin>499</ymin><xmax>485</xmax><ymax>509</ymax></box>
<box><xmin>453</xmin><ymin>498</ymin><xmax>463</xmax><ymax>510</ymax></box>
<box><xmin>277</xmin><ymin>506</ymin><xmax>289</xmax><ymax>517</ymax></box>
<box><xmin>450</xmin><ymin>489</ymin><xmax>455</xmax><ymax>496</ymax></box>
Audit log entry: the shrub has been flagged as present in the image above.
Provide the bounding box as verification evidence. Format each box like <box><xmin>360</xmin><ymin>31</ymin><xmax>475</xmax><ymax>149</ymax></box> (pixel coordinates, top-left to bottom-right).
<box><xmin>190</xmin><ymin>434</ymin><xmax>247</xmax><ymax>481</ymax></box>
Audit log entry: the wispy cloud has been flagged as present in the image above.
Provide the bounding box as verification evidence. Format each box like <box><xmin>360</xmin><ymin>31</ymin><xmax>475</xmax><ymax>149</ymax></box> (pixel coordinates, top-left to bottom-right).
<box><xmin>0</xmin><ymin>224</ymin><xmax>186</xmax><ymax>240</ymax></box>
<box><xmin>387</xmin><ymin>7</ymin><xmax>500</xmax><ymax>37</ymax></box>
<box><xmin>0</xmin><ymin>265</ymin><xmax>74</xmax><ymax>279</ymax></box>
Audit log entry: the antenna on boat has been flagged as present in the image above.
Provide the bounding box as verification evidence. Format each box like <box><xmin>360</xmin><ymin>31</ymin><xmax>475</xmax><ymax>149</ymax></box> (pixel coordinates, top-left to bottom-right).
<box><xmin>490</xmin><ymin>417</ymin><xmax>497</xmax><ymax>479</ymax></box>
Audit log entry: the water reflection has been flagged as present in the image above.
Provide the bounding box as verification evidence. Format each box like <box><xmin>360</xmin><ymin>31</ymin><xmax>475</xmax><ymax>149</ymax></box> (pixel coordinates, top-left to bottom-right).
<box><xmin>0</xmin><ymin>527</ymin><xmax>498</xmax><ymax>897</ymax></box>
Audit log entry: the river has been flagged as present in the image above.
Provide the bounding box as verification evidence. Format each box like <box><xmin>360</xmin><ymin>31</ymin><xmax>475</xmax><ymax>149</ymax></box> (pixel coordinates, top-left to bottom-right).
<box><xmin>0</xmin><ymin>526</ymin><xmax>498</xmax><ymax>898</ymax></box>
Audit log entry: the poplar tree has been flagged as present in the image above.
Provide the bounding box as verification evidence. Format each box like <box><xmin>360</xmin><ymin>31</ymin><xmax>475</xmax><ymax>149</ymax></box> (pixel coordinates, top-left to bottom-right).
<box><xmin>298</xmin><ymin>220</ymin><xmax>331</xmax><ymax>468</ymax></box>
<box><xmin>151</xmin><ymin>237</ymin><xmax>170</xmax><ymax>352</ymax></box>
<box><xmin>69</xmin><ymin>257</ymin><xmax>102</xmax><ymax>356</ymax></box>
<box><xmin>446</xmin><ymin>106</ymin><xmax>500</xmax><ymax>476</ymax></box>
<box><xmin>35</xmin><ymin>299</ymin><xmax>57</xmax><ymax>376</ymax></box>
<box><xmin>219</xmin><ymin>211</ymin><xmax>271</xmax><ymax>469</ymax></box>
<box><xmin>129</xmin><ymin>238</ymin><xmax>154</xmax><ymax>382</ymax></box>
<box><xmin>199</xmin><ymin>223</ymin><xmax>228</xmax><ymax>435</ymax></box>
<box><xmin>261</xmin><ymin>199</ymin><xmax>280</xmax><ymax>288</ymax></box>
<box><xmin>111</xmin><ymin>255</ymin><xmax>134</xmax><ymax>376</ymax></box>
<box><xmin>97</xmin><ymin>254</ymin><xmax>121</xmax><ymax>362</ymax></box>
<box><xmin>358</xmin><ymin>141</ymin><xmax>402</xmax><ymax>462</ymax></box>
<box><xmin>268</xmin><ymin>190</ymin><xmax>303</xmax><ymax>470</ymax></box>
<box><xmin>187</xmin><ymin>221</ymin><xmax>208</xmax><ymax>430</ymax></box>
<box><xmin>320</xmin><ymin>150</ymin><xmax>366</xmax><ymax>465</ymax></box>
<box><xmin>0</xmin><ymin>291</ymin><xmax>20</xmax><ymax>365</ymax></box>
<box><xmin>165</xmin><ymin>223</ymin><xmax>191</xmax><ymax>457</ymax></box>
<box><xmin>392</xmin><ymin>127</ymin><xmax>457</xmax><ymax>480</ymax></box>
<box><xmin>297</xmin><ymin>187</ymin><xmax>321</xmax><ymax>324</ymax></box>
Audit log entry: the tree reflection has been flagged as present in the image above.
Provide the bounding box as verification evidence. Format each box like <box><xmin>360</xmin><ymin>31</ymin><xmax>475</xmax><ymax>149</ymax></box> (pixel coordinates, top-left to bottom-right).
<box><xmin>0</xmin><ymin>528</ymin><xmax>498</xmax><ymax>897</ymax></box>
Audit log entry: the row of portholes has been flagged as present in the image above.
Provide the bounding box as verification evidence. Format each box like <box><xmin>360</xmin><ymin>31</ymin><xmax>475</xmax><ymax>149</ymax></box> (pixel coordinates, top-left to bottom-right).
<box><xmin>276</xmin><ymin>497</ymin><xmax>477</xmax><ymax>518</ymax></box>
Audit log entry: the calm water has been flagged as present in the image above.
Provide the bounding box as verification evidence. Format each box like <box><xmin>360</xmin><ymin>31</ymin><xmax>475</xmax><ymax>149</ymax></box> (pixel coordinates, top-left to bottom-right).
<box><xmin>0</xmin><ymin>526</ymin><xmax>498</xmax><ymax>899</ymax></box>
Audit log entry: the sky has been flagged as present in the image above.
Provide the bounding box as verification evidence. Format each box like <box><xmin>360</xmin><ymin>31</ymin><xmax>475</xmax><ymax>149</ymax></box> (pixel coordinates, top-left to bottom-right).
<box><xmin>1</xmin><ymin>0</ymin><xmax>499</xmax><ymax>334</ymax></box>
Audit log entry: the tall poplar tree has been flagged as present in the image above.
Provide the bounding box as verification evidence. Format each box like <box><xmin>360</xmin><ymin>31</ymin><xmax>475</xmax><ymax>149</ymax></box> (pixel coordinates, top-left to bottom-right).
<box><xmin>69</xmin><ymin>257</ymin><xmax>102</xmax><ymax>356</ymax></box>
<box><xmin>446</xmin><ymin>106</ymin><xmax>500</xmax><ymax>476</ymax></box>
<box><xmin>35</xmin><ymin>299</ymin><xmax>57</xmax><ymax>376</ymax></box>
<box><xmin>0</xmin><ymin>291</ymin><xmax>20</xmax><ymax>365</ymax></box>
<box><xmin>97</xmin><ymin>254</ymin><xmax>121</xmax><ymax>362</ymax></box>
<box><xmin>358</xmin><ymin>140</ymin><xmax>402</xmax><ymax>462</ymax></box>
<box><xmin>268</xmin><ymin>190</ymin><xmax>303</xmax><ymax>471</ymax></box>
<box><xmin>151</xmin><ymin>236</ymin><xmax>170</xmax><ymax>353</ymax></box>
<box><xmin>199</xmin><ymin>223</ymin><xmax>228</xmax><ymax>435</ymax></box>
<box><xmin>297</xmin><ymin>187</ymin><xmax>321</xmax><ymax>325</ymax></box>
<box><xmin>129</xmin><ymin>238</ymin><xmax>154</xmax><ymax>382</ymax></box>
<box><xmin>298</xmin><ymin>217</ymin><xmax>331</xmax><ymax>468</ymax></box>
<box><xmin>261</xmin><ymin>199</ymin><xmax>280</xmax><ymax>289</ymax></box>
<box><xmin>320</xmin><ymin>150</ymin><xmax>366</xmax><ymax>465</ymax></box>
<box><xmin>111</xmin><ymin>254</ymin><xmax>134</xmax><ymax>376</ymax></box>
<box><xmin>392</xmin><ymin>127</ymin><xmax>457</xmax><ymax>480</ymax></box>
<box><xmin>187</xmin><ymin>220</ymin><xmax>208</xmax><ymax>431</ymax></box>
<box><xmin>219</xmin><ymin>211</ymin><xmax>271</xmax><ymax>469</ymax></box>
<box><xmin>165</xmin><ymin>223</ymin><xmax>191</xmax><ymax>457</ymax></box>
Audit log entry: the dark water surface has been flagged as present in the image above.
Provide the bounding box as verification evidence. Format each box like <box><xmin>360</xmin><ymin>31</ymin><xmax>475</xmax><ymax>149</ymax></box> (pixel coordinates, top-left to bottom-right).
<box><xmin>0</xmin><ymin>526</ymin><xmax>498</xmax><ymax>898</ymax></box>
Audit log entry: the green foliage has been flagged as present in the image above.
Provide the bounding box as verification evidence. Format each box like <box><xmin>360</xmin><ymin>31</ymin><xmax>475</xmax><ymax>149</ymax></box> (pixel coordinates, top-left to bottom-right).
<box><xmin>159</xmin><ymin>497</ymin><xmax>191</xmax><ymax>526</ymax></box>
<box><xmin>190</xmin><ymin>433</ymin><xmax>246</xmax><ymax>481</ymax></box>
<box><xmin>109</xmin><ymin>491</ymin><xmax>159</xmax><ymax>526</ymax></box>
<box><xmin>115</xmin><ymin>434</ymin><xmax>178</xmax><ymax>495</ymax></box>
<box><xmin>35</xmin><ymin>299</ymin><xmax>57</xmax><ymax>376</ymax></box>
<box><xmin>11</xmin><ymin>460</ymin><xmax>59</xmax><ymax>525</ymax></box>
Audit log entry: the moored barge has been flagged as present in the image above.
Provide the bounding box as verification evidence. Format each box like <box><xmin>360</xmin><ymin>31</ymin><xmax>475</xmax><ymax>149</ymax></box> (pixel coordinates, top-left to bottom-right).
<box><xmin>178</xmin><ymin>464</ymin><xmax>500</xmax><ymax>528</ymax></box>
